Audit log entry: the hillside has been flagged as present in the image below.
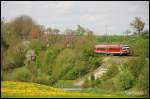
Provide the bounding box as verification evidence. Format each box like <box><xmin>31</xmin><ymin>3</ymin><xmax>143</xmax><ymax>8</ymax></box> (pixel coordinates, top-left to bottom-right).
<box><xmin>1</xmin><ymin>14</ymin><xmax>149</xmax><ymax>98</ymax></box>
<box><xmin>73</xmin><ymin>56</ymin><xmax>137</xmax><ymax>86</ymax></box>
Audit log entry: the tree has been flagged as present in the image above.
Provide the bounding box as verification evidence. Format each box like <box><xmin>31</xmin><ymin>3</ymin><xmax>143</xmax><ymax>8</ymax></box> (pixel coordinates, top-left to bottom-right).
<box><xmin>46</xmin><ymin>27</ymin><xmax>52</xmax><ymax>34</ymax></box>
<box><xmin>143</xmin><ymin>30</ymin><xmax>149</xmax><ymax>38</ymax></box>
<box><xmin>130</xmin><ymin>17</ymin><xmax>145</xmax><ymax>34</ymax></box>
<box><xmin>64</xmin><ymin>29</ymin><xmax>74</xmax><ymax>34</ymax></box>
<box><xmin>30</xmin><ymin>25</ymin><xmax>41</xmax><ymax>39</ymax></box>
<box><xmin>64</xmin><ymin>29</ymin><xmax>75</xmax><ymax>48</ymax></box>
<box><xmin>1</xmin><ymin>17</ymin><xmax>9</xmax><ymax>50</ymax></box>
<box><xmin>1</xmin><ymin>17</ymin><xmax>5</xmax><ymax>32</ymax></box>
<box><xmin>85</xmin><ymin>29</ymin><xmax>93</xmax><ymax>36</ymax></box>
<box><xmin>76</xmin><ymin>25</ymin><xmax>85</xmax><ymax>35</ymax></box>
<box><xmin>11</xmin><ymin>15</ymin><xmax>35</xmax><ymax>39</ymax></box>
<box><xmin>53</xmin><ymin>29</ymin><xmax>60</xmax><ymax>34</ymax></box>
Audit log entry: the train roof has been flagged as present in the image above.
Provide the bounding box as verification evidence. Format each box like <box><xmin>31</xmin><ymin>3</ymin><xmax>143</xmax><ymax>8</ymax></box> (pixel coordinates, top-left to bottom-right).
<box><xmin>95</xmin><ymin>44</ymin><xmax>129</xmax><ymax>48</ymax></box>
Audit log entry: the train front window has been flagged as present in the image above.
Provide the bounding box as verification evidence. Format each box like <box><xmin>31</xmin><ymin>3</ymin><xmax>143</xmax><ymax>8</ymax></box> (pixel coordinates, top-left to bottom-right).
<box><xmin>122</xmin><ymin>47</ymin><xmax>129</xmax><ymax>50</ymax></box>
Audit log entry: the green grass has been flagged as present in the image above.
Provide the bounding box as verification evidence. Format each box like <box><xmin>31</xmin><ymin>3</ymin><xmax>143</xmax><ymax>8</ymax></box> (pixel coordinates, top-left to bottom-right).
<box><xmin>54</xmin><ymin>80</ymin><xmax>79</xmax><ymax>88</ymax></box>
<box><xmin>80</xmin><ymin>88</ymin><xmax>145</xmax><ymax>98</ymax></box>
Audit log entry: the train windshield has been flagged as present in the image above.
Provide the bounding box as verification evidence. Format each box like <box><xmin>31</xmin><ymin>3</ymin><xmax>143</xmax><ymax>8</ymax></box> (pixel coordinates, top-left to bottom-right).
<box><xmin>122</xmin><ymin>47</ymin><xmax>129</xmax><ymax>50</ymax></box>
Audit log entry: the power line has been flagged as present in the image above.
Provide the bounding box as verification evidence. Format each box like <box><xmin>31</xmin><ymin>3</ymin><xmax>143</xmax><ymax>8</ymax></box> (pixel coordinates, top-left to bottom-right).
<box><xmin>105</xmin><ymin>25</ymin><xmax>109</xmax><ymax>43</ymax></box>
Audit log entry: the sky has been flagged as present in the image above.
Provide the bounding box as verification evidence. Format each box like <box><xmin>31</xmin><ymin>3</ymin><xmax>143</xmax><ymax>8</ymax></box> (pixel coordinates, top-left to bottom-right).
<box><xmin>1</xmin><ymin>1</ymin><xmax>149</xmax><ymax>35</ymax></box>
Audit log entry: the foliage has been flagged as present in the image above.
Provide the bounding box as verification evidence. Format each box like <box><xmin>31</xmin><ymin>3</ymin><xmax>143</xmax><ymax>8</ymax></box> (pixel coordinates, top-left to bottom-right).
<box><xmin>133</xmin><ymin>57</ymin><xmax>149</xmax><ymax>96</ymax></box>
<box><xmin>52</xmin><ymin>49</ymin><xmax>76</xmax><ymax>79</ymax></box>
<box><xmin>29</xmin><ymin>39</ymin><xmax>46</xmax><ymax>54</ymax></box>
<box><xmin>12</xmin><ymin>67</ymin><xmax>31</xmax><ymax>82</ymax></box>
<box><xmin>130</xmin><ymin>17</ymin><xmax>145</xmax><ymax>33</ymax></box>
<box><xmin>101</xmin><ymin>63</ymin><xmax>119</xmax><ymax>81</ymax></box>
<box><xmin>123</xmin><ymin>56</ymin><xmax>148</xmax><ymax>79</ymax></box>
<box><xmin>34</xmin><ymin>73</ymin><xmax>50</xmax><ymax>85</ymax></box>
<box><xmin>113</xmin><ymin>69</ymin><xmax>135</xmax><ymax>90</ymax></box>
<box><xmin>97</xmin><ymin>79</ymin><xmax>114</xmax><ymax>89</ymax></box>
<box><xmin>82</xmin><ymin>74</ymin><xmax>102</xmax><ymax>88</ymax></box>
<box><xmin>136</xmin><ymin>67</ymin><xmax>149</xmax><ymax>91</ymax></box>
<box><xmin>12</xmin><ymin>15</ymin><xmax>35</xmax><ymax>39</ymax></box>
<box><xmin>54</xmin><ymin>80</ymin><xmax>77</xmax><ymax>88</ymax></box>
<box><xmin>48</xmin><ymin>76</ymin><xmax>58</xmax><ymax>85</ymax></box>
<box><xmin>1</xmin><ymin>15</ymin><xmax>149</xmax><ymax>97</ymax></box>
<box><xmin>128</xmin><ymin>35</ymin><xmax>149</xmax><ymax>57</ymax></box>
<box><xmin>30</xmin><ymin>25</ymin><xmax>42</xmax><ymax>39</ymax></box>
<box><xmin>13</xmin><ymin>52</ymin><xmax>25</xmax><ymax>67</ymax></box>
<box><xmin>76</xmin><ymin>25</ymin><xmax>85</xmax><ymax>35</ymax></box>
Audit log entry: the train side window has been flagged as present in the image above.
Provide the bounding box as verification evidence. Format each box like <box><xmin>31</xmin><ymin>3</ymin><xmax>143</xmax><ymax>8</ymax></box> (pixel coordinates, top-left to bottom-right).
<box><xmin>109</xmin><ymin>48</ymin><xmax>115</xmax><ymax>50</ymax></box>
<box><xmin>109</xmin><ymin>48</ymin><xmax>120</xmax><ymax>50</ymax></box>
<box><xmin>97</xmin><ymin>48</ymin><xmax>106</xmax><ymax>50</ymax></box>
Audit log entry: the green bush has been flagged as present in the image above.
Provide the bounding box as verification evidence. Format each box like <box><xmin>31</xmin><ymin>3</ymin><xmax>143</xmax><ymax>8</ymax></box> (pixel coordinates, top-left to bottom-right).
<box><xmin>34</xmin><ymin>73</ymin><xmax>50</xmax><ymax>85</ymax></box>
<box><xmin>29</xmin><ymin>39</ymin><xmax>46</xmax><ymax>54</ymax></box>
<box><xmin>101</xmin><ymin>63</ymin><xmax>119</xmax><ymax>81</ymax></box>
<box><xmin>82</xmin><ymin>77</ymin><xmax>91</xmax><ymax>88</ymax></box>
<box><xmin>13</xmin><ymin>52</ymin><xmax>25</xmax><ymax>67</ymax></box>
<box><xmin>82</xmin><ymin>76</ymin><xmax>101</xmax><ymax>88</ymax></box>
<box><xmin>1</xmin><ymin>70</ymin><xmax>14</xmax><ymax>81</ymax></box>
<box><xmin>113</xmin><ymin>69</ymin><xmax>134</xmax><ymax>90</ymax></box>
<box><xmin>88</xmin><ymin>57</ymin><xmax>101</xmax><ymax>71</ymax></box>
<box><xmin>134</xmin><ymin>58</ymin><xmax>149</xmax><ymax>96</ymax></box>
<box><xmin>97</xmin><ymin>79</ymin><xmax>114</xmax><ymax>89</ymax></box>
<box><xmin>48</xmin><ymin>76</ymin><xmax>58</xmax><ymax>85</ymax></box>
<box><xmin>63</xmin><ymin>68</ymin><xmax>79</xmax><ymax>80</ymax></box>
<box><xmin>52</xmin><ymin>49</ymin><xmax>76</xmax><ymax>79</ymax></box>
<box><xmin>124</xmin><ymin>56</ymin><xmax>147</xmax><ymax>79</ymax></box>
<box><xmin>12</xmin><ymin>67</ymin><xmax>31</xmax><ymax>82</ymax></box>
<box><xmin>3</xmin><ymin>47</ymin><xmax>25</xmax><ymax>70</ymax></box>
<box><xmin>41</xmin><ymin>46</ymin><xmax>62</xmax><ymax>75</ymax></box>
<box><xmin>129</xmin><ymin>36</ymin><xmax>149</xmax><ymax>57</ymax></box>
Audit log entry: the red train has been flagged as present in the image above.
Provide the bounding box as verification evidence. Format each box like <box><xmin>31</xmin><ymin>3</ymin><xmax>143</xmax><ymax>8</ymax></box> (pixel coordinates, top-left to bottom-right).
<box><xmin>95</xmin><ymin>44</ymin><xmax>130</xmax><ymax>55</ymax></box>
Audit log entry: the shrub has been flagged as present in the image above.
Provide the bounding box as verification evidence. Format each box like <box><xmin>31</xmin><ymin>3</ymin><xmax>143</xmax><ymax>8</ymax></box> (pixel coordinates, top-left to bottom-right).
<box><xmin>48</xmin><ymin>76</ymin><xmax>58</xmax><ymax>85</ymax></box>
<box><xmin>101</xmin><ymin>63</ymin><xmax>119</xmax><ymax>81</ymax></box>
<box><xmin>13</xmin><ymin>52</ymin><xmax>25</xmax><ymax>67</ymax></box>
<box><xmin>135</xmin><ymin>72</ymin><xmax>149</xmax><ymax>96</ymax></box>
<box><xmin>134</xmin><ymin>58</ymin><xmax>149</xmax><ymax>96</ymax></box>
<box><xmin>34</xmin><ymin>73</ymin><xmax>50</xmax><ymax>85</ymax></box>
<box><xmin>52</xmin><ymin>49</ymin><xmax>76</xmax><ymax>79</ymax></box>
<box><xmin>113</xmin><ymin>69</ymin><xmax>134</xmax><ymax>90</ymax></box>
<box><xmin>98</xmin><ymin>79</ymin><xmax>114</xmax><ymax>89</ymax></box>
<box><xmin>29</xmin><ymin>39</ymin><xmax>46</xmax><ymax>54</ymax></box>
<box><xmin>63</xmin><ymin>68</ymin><xmax>79</xmax><ymax>80</ymax></box>
<box><xmin>36</xmin><ymin>46</ymin><xmax>62</xmax><ymax>75</ymax></box>
<box><xmin>82</xmin><ymin>76</ymin><xmax>101</xmax><ymax>88</ymax></box>
<box><xmin>12</xmin><ymin>67</ymin><xmax>31</xmax><ymax>82</ymax></box>
<box><xmin>124</xmin><ymin>56</ymin><xmax>147</xmax><ymax>79</ymax></box>
<box><xmin>90</xmin><ymin>73</ymin><xmax>95</xmax><ymax>81</ymax></box>
<box><xmin>130</xmin><ymin>36</ymin><xmax>149</xmax><ymax>57</ymax></box>
<box><xmin>1</xmin><ymin>70</ymin><xmax>14</xmax><ymax>81</ymax></box>
<box><xmin>88</xmin><ymin>57</ymin><xmax>101</xmax><ymax>71</ymax></box>
<box><xmin>26</xmin><ymin>62</ymin><xmax>38</xmax><ymax>82</ymax></box>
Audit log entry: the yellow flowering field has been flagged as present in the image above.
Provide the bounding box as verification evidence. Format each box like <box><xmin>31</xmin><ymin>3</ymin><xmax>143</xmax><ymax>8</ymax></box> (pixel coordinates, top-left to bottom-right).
<box><xmin>1</xmin><ymin>81</ymin><xmax>98</xmax><ymax>98</ymax></box>
<box><xmin>1</xmin><ymin>81</ymin><xmax>142</xmax><ymax>98</ymax></box>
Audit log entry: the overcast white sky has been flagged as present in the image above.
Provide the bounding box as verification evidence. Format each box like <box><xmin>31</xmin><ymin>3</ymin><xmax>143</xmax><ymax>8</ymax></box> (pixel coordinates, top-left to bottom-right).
<box><xmin>1</xmin><ymin>1</ymin><xmax>149</xmax><ymax>35</ymax></box>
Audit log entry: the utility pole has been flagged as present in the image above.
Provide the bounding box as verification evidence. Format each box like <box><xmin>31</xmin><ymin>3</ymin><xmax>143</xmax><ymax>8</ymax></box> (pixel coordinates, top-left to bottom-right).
<box><xmin>105</xmin><ymin>25</ymin><xmax>108</xmax><ymax>43</ymax></box>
